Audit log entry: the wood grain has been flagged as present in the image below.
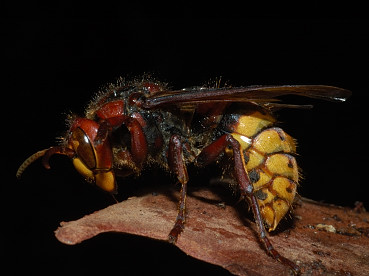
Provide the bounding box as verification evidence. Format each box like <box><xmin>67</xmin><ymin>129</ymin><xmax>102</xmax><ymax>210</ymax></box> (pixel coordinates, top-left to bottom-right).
<box><xmin>55</xmin><ymin>187</ymin><xmax>369</xmax><ymax>275</ymax></box>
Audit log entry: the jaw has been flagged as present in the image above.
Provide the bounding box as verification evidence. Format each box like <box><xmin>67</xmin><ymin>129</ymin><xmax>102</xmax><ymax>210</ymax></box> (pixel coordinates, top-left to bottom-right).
<box><xmin>73</xmin><ymin>157</ymin><xmax>117</xmax><ymax>194</ymax></box>
<box><xmin>95</xmin><ymin>171</ymin><xmax>116</xmax><ymax>193</ymax></box>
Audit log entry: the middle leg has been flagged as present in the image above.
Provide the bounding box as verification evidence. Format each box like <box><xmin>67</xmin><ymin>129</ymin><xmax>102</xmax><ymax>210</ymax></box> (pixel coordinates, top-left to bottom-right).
<box><xmin>167</xmin><ymin>134</ymin><xmax>189</xmax><ymax>243</ymax></box>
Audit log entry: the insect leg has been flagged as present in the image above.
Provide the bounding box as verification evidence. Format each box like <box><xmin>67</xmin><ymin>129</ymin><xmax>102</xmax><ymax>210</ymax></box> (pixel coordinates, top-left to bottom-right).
<box><xmin>95</xmin><ymin>116</ymin><xmax>148</xmax><ymax>168</ymax></box>
<box><xmin>167</xmin><ymin>134</ymin><xmax>189</xmax><ymax>243</ymax></box>
<box><xmin>196</xmin><ymin>134</ymin><xmax>229</xmax><ymax>166</ymax></box>
<box><xmin>226</xmin><ymin>136</ymin><xmax>300</xmax><ymax>274</ymax></box>
<box><xmin>249</xmin><ymin>194</ymin><xmax>300</xmax><ymax>273</ymax></box>
<box><xmin>197</xmin><ymin>134</ymin><xmax>251</xmax><ymax>193</ymax></box>
<box><xmin>124</xmin><ymin>117</ymin><xmax>148</xmax><ymax>167</ymax></box>
<box><xmin>198</xmin><ymin>134</ymin><xmax>299</xmax><ymax>273</ymax></box>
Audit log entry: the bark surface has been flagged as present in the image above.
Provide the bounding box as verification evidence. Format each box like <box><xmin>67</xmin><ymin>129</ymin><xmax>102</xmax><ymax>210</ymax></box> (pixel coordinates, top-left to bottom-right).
<box><xmin>55</xmin><ymin>187</ymin><xmax>369</xmax><ymax>275</ymax></box>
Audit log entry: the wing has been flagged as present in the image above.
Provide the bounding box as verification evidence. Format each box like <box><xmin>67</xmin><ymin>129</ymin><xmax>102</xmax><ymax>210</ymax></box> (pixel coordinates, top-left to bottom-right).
<box><xmin>141</xmin><ymin>85</ymin><xmax>351</xmax><ymax>109</ymax></box>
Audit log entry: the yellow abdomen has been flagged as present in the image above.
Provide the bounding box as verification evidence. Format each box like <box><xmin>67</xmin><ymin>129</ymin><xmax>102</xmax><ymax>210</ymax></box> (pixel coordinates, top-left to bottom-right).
<box><xmin>224</xmin><ymin>105</ymin><xmax>298</xmax><ymax>231</ymax></box>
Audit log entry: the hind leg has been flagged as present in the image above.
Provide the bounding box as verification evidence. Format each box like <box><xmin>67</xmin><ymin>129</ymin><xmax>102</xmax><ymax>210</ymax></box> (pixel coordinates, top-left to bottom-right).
<box><xmin>197</xmin><ymin>134</ymin><xmax>299</xmax><ymax>273</ymax></box>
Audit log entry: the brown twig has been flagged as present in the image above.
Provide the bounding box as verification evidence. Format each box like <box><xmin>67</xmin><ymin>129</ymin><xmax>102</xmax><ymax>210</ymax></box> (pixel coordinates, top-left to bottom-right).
<box><xmin>55</xmin><ymin>187</ymin><xmax>369</xmax><ymax>275</ymax></box>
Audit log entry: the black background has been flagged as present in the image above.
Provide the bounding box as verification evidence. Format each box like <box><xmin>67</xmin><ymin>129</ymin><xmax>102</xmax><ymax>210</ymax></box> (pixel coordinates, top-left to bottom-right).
<box><xmin>4</xmin><ymin>4</ymin><xmax>368</xmax><ymax>276</ymax></box>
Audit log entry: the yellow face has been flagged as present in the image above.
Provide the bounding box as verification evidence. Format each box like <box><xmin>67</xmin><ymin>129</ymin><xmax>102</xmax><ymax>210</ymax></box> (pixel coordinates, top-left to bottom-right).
<box><xmin>229</xmin><ymin>108</ymin><xmax>298</xmax><ymax>231</ymax></box>
<box><xmin>69</xmin><ymin>127</ymin><xmax>116</xmax><ymax>193</ymax></box>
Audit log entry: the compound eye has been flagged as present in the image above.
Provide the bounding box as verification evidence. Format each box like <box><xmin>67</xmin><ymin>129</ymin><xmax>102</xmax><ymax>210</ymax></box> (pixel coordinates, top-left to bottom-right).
<box><xmin>71</xmin><ymin>127</ymin><xmax>96</xmax><ymax>169</ymax></box>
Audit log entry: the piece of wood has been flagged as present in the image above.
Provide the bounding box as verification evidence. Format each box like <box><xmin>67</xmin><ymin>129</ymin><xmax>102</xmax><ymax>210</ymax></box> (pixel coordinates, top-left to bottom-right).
<box><xmin>55</xmin><ymin>187</ymin><xmax>369</xmax><ymax>275</ymax></box>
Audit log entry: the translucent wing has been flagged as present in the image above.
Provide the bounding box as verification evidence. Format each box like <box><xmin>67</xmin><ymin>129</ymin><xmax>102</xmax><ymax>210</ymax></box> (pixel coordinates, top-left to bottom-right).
<box><xmin>141</xmin><ymin>85</ymin><xmax>351</xmax><ymax>109</ymax></box>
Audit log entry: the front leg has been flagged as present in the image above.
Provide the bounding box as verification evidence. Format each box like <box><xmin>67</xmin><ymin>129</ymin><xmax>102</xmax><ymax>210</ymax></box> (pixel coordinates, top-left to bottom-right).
<box><xmin>167</xmin><ymin>134</ymin><xmax>189</xmax><ymax>243</ymax></box>
<box><xmin>95</xmin><ymin>113</ymin><xmax>148</xmax><ymax>169</ymax></box>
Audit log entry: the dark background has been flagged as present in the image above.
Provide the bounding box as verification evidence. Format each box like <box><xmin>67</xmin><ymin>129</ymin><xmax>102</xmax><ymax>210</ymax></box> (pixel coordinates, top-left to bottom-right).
<box><xmin>3</xmin><ymin>4</ymin><xmax>368</xmax><ymax>276</ymax></box>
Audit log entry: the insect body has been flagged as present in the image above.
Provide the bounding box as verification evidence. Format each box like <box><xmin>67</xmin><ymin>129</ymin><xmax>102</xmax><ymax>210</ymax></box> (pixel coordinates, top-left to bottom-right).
<box><xmin>221</xmin><ymin>104</ymin><xmax>298</xmax><ymax>231</ymax></box>
<box><xmin>17</xmin><ymin>78</ymin><xmax>351</xmax><ymax>273</ymax></box>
